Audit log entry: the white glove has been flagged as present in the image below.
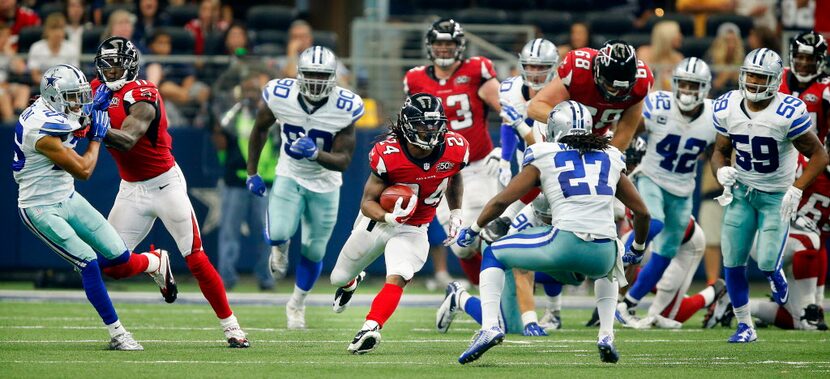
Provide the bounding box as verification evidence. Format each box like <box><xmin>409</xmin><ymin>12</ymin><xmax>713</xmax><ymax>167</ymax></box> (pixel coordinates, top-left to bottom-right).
<box><xmin>497</xmin><ymin>159</ymin><xmax>512</xmax><ymax>188</ymax></box>
<box><xmin>443</xmin><ymin>209</ymin><xmax>463</xmax><ymax>245</ymax></box>
<box><xmin>780</xmin><ymin>186</ymin><xmax>803</xmax><ymax>222</ymax></box>
<box><xmin>383</xmin><ymin>195</ymin><xmax>418</xmax><ymax>227</ymax></box>
<box><xmin>485</xmin><ymin>148</ymin><xmax>502</xmax><ymax>176</ymax></box>
<box><xmin>499</xmin><ymin>100</ymin><xmax>523</xmax><ymax>129</ymax></box>
<box><xmin>716</xmin><ymin>166</ymin><xmax>739</xmax><ymax>187</ymax></box>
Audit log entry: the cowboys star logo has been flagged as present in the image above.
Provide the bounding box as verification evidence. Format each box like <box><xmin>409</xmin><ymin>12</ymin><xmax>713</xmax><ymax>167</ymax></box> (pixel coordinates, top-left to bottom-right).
<box><xmin>45</xmin><ymin>74</ymin><xmax>61</xmax><ymax>89</ymax></box>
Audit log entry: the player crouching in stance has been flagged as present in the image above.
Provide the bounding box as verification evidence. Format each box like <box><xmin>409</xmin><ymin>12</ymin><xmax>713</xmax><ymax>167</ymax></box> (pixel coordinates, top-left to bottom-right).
<box><xmin>13</xmin><ymin>65</ymin><xmax>171</xmax><ymax>350</ymax></box>
<box><xmin>710</xmin><ymin>48</ymin><xmax>829</xmax><ymax>342</ymax></box>
<box><xmin>455</xmin><ymin>101</ymin><xmax>651</xmax><ymax>364</ymax></box>
<box><xmin>330</xmin><ymin>93</ymin><xmax>469</xmax><ymax>354</ymax></box>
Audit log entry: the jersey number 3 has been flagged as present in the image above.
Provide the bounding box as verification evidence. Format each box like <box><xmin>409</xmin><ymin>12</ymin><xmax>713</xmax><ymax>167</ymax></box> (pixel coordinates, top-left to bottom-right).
<box><xmin>445</xmin><ymin>94</ymin><xmax>472</xmax><ymax>130</ymax></box>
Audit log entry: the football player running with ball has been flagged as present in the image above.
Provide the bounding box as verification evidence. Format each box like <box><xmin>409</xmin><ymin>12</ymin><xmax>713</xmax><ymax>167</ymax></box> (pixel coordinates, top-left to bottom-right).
<box><xmin>247</xmin><ymin>46</ymin><xmax>363</xmax><ymax>330</ymax></box>
<box><xmin>330</xmin><ymin>93</ymin><xmax>468</xmax><ymax>355</ymax></box>
<box><xmin>455</xmin><ymin>100</ymin><xmax>652</xmax><ymax>364</ymax></box>
<box><xmin>14</xmin><ymin>64</ymin><xmax>170</xmax><ymax>350</ymax></box>
<box><xmin>710</xmin><ymin>48</ymin><xmax>829</xmax><ymax>343</ymax></box>
<box><xmin>403</xmin><ymin>18</ymin><xmax>501</xmax><ymax>285</ymax></box>
<box><xmin>90</xmin><ymin>37</ymin><xmax>249</xmax><ymax>348</ymax></box>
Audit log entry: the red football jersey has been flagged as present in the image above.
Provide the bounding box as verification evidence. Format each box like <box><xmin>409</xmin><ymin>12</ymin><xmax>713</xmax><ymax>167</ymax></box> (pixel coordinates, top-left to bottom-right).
<box><xmin>92</xmin><ymin>78</ymin><xmax>175</xmax><ymax>182</ymax></box>
<box><xmin>558</xmin><ymin>48</ymin><xmax>653</xmax><ymax>135</ymax></box>
<box><xmin>369</xmin><ymin>132</ymin><xmax>470</xmax><ymax>225</ymax></box>
<box><xmin>779</xmin><ymin>69</ymin><xmax>830</xmax><ymax>142</ymax></box>
<box><xmin>797</xmin><ymin>156</ymin><xmax>830</xmax><ymax>241</ymax></box>
<box><xmin>403</xmin><ymin>57</ymin><xmax>497</xmax><ymax>163</ymax></box>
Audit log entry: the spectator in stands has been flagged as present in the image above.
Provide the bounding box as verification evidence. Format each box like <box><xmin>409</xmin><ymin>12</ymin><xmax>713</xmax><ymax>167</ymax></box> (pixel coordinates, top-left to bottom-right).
<box><xmin>0</xmin><ymin>21</ymin><xmax>30</xmax><ymax>124</ymax></box>
<box><xmin>64</xmin><ymin>0</ymin><xmax>91</xmax><ymax>52</ymax></box>
<box><xmin>707</xmin><ymin>23</ymin><xmax>745</xmax><ymax>96</ymax></box>
<box><xmin>637</xmin><ymin>20</ymin><xmax>684</xmax><ymax>91</ymax></box>
<box><xmin>134</xmin><ymin>0</ymin><xmax>168</xmax><ymax>49</ymax></box>
<box><xmin>277</xmin><ymin>20</ymin><xmax>350</xmax><ymax>86</ymax></box>
<box><xmin>27</xmin><ymin>13</ymin><xmax>80</xmax><ymax>84</ymax></box>
<box><xmin>747</xmin><ymin>25</ymin><xmax>780</xmax><ymax>52</ymax></box>
<box><xmin>213</xmin><ymin>74</ymin><xmax>277</xmax><ymax>291</ymax></box>
<box><xmin>103</xmin><ymin>9</ymin><xmax>145</xmax><ymax>52</ymax></box>
<box><xmin>736</xmin><ymin>0</ymin><xmax>777</xmax><ymax>31</ymax></box>
<box><xmin>144</xmin><ymin>30</ymin><xmax>209</xmax><ymax>126</ymax></box>
<box><xmin>0</xmin><ymin>0</ymin><xmax>41</xmax><ymax>49</ymax></box>
<box><xmin>185</xmin><ymin>0</ymin><xmax>228</xmax><ymax>55</ymax></box>
<box><xmin>557</xmin><ymin>21</ymin><xmax>590</xmax><ymax>58</ymax></box>
<box><xmin>676</xmin><ymin>0</ymin><xmax>736</xmax><ymax>37</ymax></box>
<box><xmin>779</xmin><ymin>0</ymin><xmax>815</xmax><ymax>33</ymax></box>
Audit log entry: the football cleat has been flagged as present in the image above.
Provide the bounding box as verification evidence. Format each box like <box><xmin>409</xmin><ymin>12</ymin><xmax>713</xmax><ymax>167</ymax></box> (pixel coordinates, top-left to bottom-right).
<box><xmin>334</xmin><ymin>271</ymin><xmax>365</xmax><ymax>313</ymax></box>
<box><xmin>522</xmin><ymin>322</ymin><xmax>548</xmax><ymax>336</ymax></box>
<box><xmin>585</xmin><ymin>307</ymin><xmax>601</xmax><ymax>327</ymax></box>
<box><xmin>767</xmin><ymin>270</ymin><xmax>789</xmax><ymax>305</ymax></box>
<box><xmin>703</xmin><ymin>283</ymin><xmax>730</xmax><ymax>329</ymax></box>
<box><xmin>347</xmin><ymin>325</ymin><xmax>381</xmax><ymax>355</ymax></box>
<box><xmin>615</xmin><ymin>301</ymin><xmax>640</xmax><ymax>326</ymax></box>
<box><xmin>147</xmin><ymin>248</ymin><xmax>177</xmax><ymax>303</ymax></box>
<box><xmin>224</xmin><ymin>324</ymin><xmax>250</xmax><ymax>348</ymax></box>
<box><xmin>801</xmin><ymin>304</ymin><xmax>829</xmax><ymax>331</ymax></box>
<box><xmin>727</xmin><ymin>322</ymin><xmax>757</xmax><ymax>343</ymax></box>
<box><xmin>597</xmin><ymin>335</ymin><xmax>619</xmax><ymax>363</ymax></box>
<box><xmin>269</xmin><ymin>245</ymin><xmax>289</xmax><ymax>279</ymax></box>
<box><xmin>458</xmin><ymin>326</ymin><xmax>504</xmax><ymax>364</ymax></box>
<box><xmin>539</xmin><ymin>309</ymin><xmax>562</xmax><ymax>331</ymax></box>
<box><xmin>109</xmin><ymin>332</ymin><xmax>144</xmax><ymax>351</ymax></box>
<box><xmin>286</xmin><ymin>299</ymin><xmax>306</xmax><ymax>330</ymax></box>
<box><xmin>436</xmin><ymin>281</ymin><xmax>464</xmax><ymax>333</ymax></box>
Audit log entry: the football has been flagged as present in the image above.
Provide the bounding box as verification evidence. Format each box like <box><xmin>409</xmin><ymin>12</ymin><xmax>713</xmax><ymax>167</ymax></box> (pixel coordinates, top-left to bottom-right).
<box><xmin>380</xmin><ymin>184</ymin><xmax>415</xmax><ymax>212</ymax></box>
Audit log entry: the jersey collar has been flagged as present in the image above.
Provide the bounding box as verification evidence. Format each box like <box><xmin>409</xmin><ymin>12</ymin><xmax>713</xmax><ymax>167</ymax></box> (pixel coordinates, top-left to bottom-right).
<box><xmin>401</xmin><ymin>139</ymin><xmax>446</xmax><ymax>171</ymax></box>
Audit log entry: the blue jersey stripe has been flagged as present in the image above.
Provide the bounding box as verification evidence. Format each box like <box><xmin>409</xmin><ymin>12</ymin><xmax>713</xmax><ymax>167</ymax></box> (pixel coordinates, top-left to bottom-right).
<box><xmin>789</xmin><ymin>113</ymin><xmax>810</xmax><ymax>130</ymax></box>
<box><xmin>787</xmin><ymin>119</ymin><xmax>813</xmax><ymax>138</ymax></box>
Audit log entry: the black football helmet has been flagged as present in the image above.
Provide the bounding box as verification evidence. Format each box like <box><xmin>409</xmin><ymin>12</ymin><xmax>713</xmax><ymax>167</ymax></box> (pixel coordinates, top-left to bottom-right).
<box><xmin>425</xmin><ymin>18</ymin><xmax>466</xmax><ymax>67</ymax></box>
<box><xmin>398</xmin><ymin>93</ymin><xmax>448</xmax><ymax>150</ymax></box>
<box><xmin>594</xmin><ymin>40</ymin><xmax>638</xmax><ymax>102</ymax></box>
<box><xmin>789</xmin><ymin>30</ymin><xmax>827</xmax><ymax>83</ymax></box>
<box><xmin>95</xmin><ymin>36</ymin><xmax>139</xmax><ymax>91</ymax></box>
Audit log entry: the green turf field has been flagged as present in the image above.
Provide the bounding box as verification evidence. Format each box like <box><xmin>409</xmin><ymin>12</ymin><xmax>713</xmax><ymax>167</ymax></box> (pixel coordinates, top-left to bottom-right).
<box><xmin>1</xmin><ymin>297</ymin><xmax>828</xmax><ymax>378</ymax></box>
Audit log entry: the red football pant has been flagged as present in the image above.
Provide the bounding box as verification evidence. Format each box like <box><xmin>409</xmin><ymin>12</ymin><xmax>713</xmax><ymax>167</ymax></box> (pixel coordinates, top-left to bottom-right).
<box><xmin>186</xmin><ymin>251</ymin><xmax>232</xmax><ymax>319</ymax></box>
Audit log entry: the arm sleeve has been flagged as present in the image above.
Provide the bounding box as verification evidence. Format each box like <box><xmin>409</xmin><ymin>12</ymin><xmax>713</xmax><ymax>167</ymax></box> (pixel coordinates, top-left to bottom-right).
<box><xmin>500</xmin><ymin>124</ymin><xmax>518</xmax><ymax>161</ymax></box>
<box><xmin>558</xmin><ymin>51</ymin><xmax>576</xmax><ymax>87</ymax></box>
<box><xmin>479</xmin><ymin>57</ymin><xmax>497</xmax><ymax>81</ymax></box>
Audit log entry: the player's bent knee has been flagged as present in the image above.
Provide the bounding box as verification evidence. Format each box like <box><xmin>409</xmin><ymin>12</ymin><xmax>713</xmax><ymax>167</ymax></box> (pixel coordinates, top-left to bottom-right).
<box><xmin>450</xmin><ymin>243</ymin><xmax>476</xmax><ymax>259</ymax></box>
<box><xmin>330</xmin><ymin>269</ymin><xmax>355</xmax><ymax>288</ymax></box>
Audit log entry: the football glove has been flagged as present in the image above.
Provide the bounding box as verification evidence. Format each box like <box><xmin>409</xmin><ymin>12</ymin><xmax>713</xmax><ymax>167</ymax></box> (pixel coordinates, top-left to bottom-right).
<box><xmin>384</xmin><ymin>195</ymin><xmax>418</xmax><ymax>227</ymax></box>
<box><xmin>497</xmin><ymin>159</ymin><xmax>512</xmax><ymax>188</ymax></box>
<box><xmin>93</xmin><ymin>83</ymin><xmax>112</xmax><ymax>111</ymax></box>
<box><xmin>622</xmin><ymin>243</ymin><xmax>646</xmax><ymax>265</ymax></box>
<box><xmin>485</xmin><ymin>148</ymin><xmax>502</xmax><ymax>177</ymax></box>
<box><xmin>246</xmin><ymin>174</ymin><xmax>267</xmax><ymax>197</ymax></box>
<box><xmin>289</xmin><ymin>132</ymin><xmax>319</xmax><ymax>160</ymax></box>
<box><xmin>455</xmin><ymin>227</ymin><xmax>480</xmax><ymax>248</ymax></box>
<box><xmin>88</xmin><ymin>110</ymin><xmax>110</xmax><ymax>142</ymax></box>
<box><xmin>522</xmin><ymin>322</ymin><xmax>548</xmax><ymax>336</ymax></box>
<box><xmin>443</xmin><ymin>209</ymin><xmax>464</xmax><ymax>246</ymax></box>
<box><xmin>480</xmin><ymin>217</ymin><xmax>511</xmax><ymax>243</ymax></box>
<box><xmin>499</xmin><ymin>101</ymin><xmax>523</xmax><ymax>129</ymax></box>
<box><xmin>716</xmin><ymin>166</ymin><xmax>738</xmax><ymax>187</ymax></box>
<box><xmin>780</xmin><ymin>186</ymin><xmax>802</xmax><ymax>222</ymax></box>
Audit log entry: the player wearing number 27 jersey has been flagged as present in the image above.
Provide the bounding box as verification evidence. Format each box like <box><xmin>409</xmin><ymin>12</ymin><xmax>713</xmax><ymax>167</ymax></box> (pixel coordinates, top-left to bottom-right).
<box><xmin>248</xmin><ymin>46</ymin><xmax>363</xmax><ymax>330</ymax></box>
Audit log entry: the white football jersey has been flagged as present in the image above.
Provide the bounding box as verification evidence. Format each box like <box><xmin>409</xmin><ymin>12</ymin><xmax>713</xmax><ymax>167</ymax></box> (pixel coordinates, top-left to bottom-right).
<box><xmin>524</xmin><ymin>142</ymin><xmax>626</xmax><ymax>238</ymax></box>
<box><xmin>498</xmin><ymin>76</ymin><xmax>547</xmax><ymax>142</ymax></box>
<box><xmin>641</xmin><ymin>91</ymin><xmax>717</xmax><ymax>197</ymax></box>
<box><xmin>507</xmin><ymin>202</ymin><xmax>545</xmax><ymax>235</ymax></box>
<box><xmin>262</xmin><ymin>78</ymin><xmax>364</xmax><ymax>192</ymax></box>
<box><xmin>713</xmin><ymin>90</ymin><xmax>812</xmax><ymax>192</ymax></box>
<box><xmin>13</xmin><ymin>98</ymin><xmax>81</xmax><ymax>208</ymax></box>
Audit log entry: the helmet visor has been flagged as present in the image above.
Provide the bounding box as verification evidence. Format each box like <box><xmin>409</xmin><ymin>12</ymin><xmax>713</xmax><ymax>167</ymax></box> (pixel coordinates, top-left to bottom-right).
<box><xmin>404</xmin><ymin>112</ymin><xmax>447</xmax><ymax>148</ymax></box>
<box><xmin>95</xmin><ymin>53</ymin><xmax>130</xmax><ymax>82</ymax></box>
<box><xmin>63</xmin><ymin>83</ymin><xmax>93</xmax><ymax>116</ymax></box>
<box><xmin>520</xmin><ymin>63</ymin><xmax>554</xmax><ymax>88</ymax></box>
<box><xmin>298</xmin><ymin>71</ymin><xmax>335</xmax><ymax>99</ymax></box>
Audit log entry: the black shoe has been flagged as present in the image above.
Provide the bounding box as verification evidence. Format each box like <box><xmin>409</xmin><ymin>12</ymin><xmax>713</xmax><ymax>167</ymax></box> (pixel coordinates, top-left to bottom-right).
<box><xmin>585</xmin><ymin>307</ymin><xmax>600</xmax><ymax>327</ymax></box>
<box><xmin>347</xmin><ymin>325</ymin><xmax>381</xmax><ymax>355</ymax></box>
<box><xmin>333</xmin><ymin>272</ymin><xmax>365</xmax><ymax>313</ymax></box>
<box><xmin>720</xmin><ymin>303</ymin><xmax>735</xmax><ymax>328</ymax></box>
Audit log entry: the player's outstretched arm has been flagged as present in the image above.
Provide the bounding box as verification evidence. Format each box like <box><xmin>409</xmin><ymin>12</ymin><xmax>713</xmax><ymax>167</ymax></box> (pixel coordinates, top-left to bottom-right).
<box><xmin>609</xmin><ymin>100</ymin><xmax>644</xmax><ymax>150</ymax></box>
<box><xmin>359</xmin><ymin>173</ymin><xmax>389</xmax><ymax>223</ymax></box>
<box><xmin>793</xmin><ymin>131</ymin><xmax>830</xmax><ymax>190</ymax></box>
<box><xmin>315</xmin><ymin>123</ymin><xmax>356</xmax><ymax>172</ymax></box>
<box><xmin>246</xmin><ymin>105</ymin><xmax>277</xmax><ymax>176</ymax></box>
<box><xmin>36</xmin><ymin>136</ymin><xmax>101</xmax><ymax>180</ymax></box>
<box><xmin>709</xmin><ymin>134</ymin><xmax>733</xmax><ymax>177</ymax></box>
<box><xmin>474</xmin><ymin>164</ymin><xmax>540</xmax><ymax>228</ymax></box>
<box><xmin>615</xmin><ymin>173</ymin><xmax>650</xmax><ymax>245</ymax></box>
<box><xmin>527</xmin><ymin>76</ymin><xmax>569</xmax><ymax>123</ymax></box>
<box><xmin>104</xmin><ymin>102</ymin><xmax>155</xmax><ymax>151</ymax></box>
<box><xmin>445</xmin><ymin>173</ymin><xmax>463</xmax><ymax>211</ymax></box>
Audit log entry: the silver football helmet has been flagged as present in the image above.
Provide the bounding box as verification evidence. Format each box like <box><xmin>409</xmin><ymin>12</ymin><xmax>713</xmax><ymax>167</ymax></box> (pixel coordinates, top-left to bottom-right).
<box><xmin>531</xmin><ymin>195</ymin><xmax>552</xmax><ymax>225</ymax></box>
<box><xmin>40</xmin><ymin>64</ymin><xmax>92</xmax><ymax>126</ymax></box>
<box><xmin>672</xmin><ymin>57</ymin><xmax>711</xmax><ymax>112</ymax></box>
<box><xmin>546</xmin><ymin>100</ymin><xmax>594</xmax><ymax>142</ymax></box>
<box><xmin>519</xmin><ymin>38</ymin><xmax>559</xmax><ymax>91</ymax></box>
<box><xmin>297</xmin><ymin>46</ymin><xmax>337</xmax><ymax>102</ymax></box>
<box><xmin>739</xmin><ymin>48</ymin><xmax>784</xmax><ymax>102</ymax></box>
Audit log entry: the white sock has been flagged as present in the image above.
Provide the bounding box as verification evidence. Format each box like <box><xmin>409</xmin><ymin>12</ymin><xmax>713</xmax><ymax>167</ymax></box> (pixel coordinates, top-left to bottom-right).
<box><xmin>106</xmin><ymin>320</ymin><xmax>125</xmax><ymax>337</ymax></box>
<box><xmin>548</xmin><ymin>295</ymin><xmax>561</xmax><ymax>312</ymax></box>
<box><xmin>459</xmin><ymin>290</ymin><xmax>471</xmax><ymax>311</ymax></box>
<box><xmin>219</xmin><ymin>314</ymin><xmax>238</xmax><ymax>328</ymax></box>
<box><xmin>521</xmin><ymin>311</ymin><xmax>538</xmax><ymax>326</ymax></box>
<box><xmin>480</xmin><ymin>267</ymin><xmax>506</xmax><ymax>329</ymax></box>
<box><xmin>362</xmin><ymin>319</ymin><xmax>379</xmax><ymax>330</ymax></box>
<box><xmin>595</xmin><ymin>277</ymin><xmax>618</xmax><ymax>338</ymax></box>
<box><xmin>794</xmin><ymin>277</ymin><xmax>817</xmax><ymax>308</ymax></box>
<box><xmin>699</xmin><ymin>286</ymin><xmax>716</xmax><ymax>306</ymax></box>
<box><xmin>290</xmin><ymin>285</ymin><xmax>309</xmax><ymax>306</ymax></box>
<box><xmin>815</xmin><ymin>285</ymin><xmax>825</xmax><ymax>306</ymax></box>
<box><xmin>733</xmin><ymin>303</ymin><xmax>753</xmax><ymax>327</ymax></box>
<box><xmin>142</xmin><ymin>252</ymin><xmax>160</xmax><ymax>273</ymax></box>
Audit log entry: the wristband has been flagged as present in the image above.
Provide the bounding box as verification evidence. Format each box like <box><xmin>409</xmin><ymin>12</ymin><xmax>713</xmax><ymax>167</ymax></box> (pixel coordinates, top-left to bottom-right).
<box><xmin>470</xmin><ymin>223</ymin><xmax>482</xmax><ymax>233</ymax></box>
<box><xmin>631</xmin><ymin>241</ymin><xmax>646</xmax><ymax>251</ymax></box>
